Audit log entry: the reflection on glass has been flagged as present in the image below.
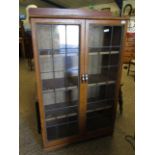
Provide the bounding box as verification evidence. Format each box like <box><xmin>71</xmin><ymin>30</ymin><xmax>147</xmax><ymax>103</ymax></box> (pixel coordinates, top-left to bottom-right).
<box><xmin>39</xmin><ymin>55</ymin><xmax>53</xmax><ymax>73</ymax></box>
<box><xmin>87</xmin><ymin>24</ymin><xmax>122</xmax><ymax>131</ymax></box>
<box><xmin>66</xmin><ymin>54</ymin><xmax>79</xmax><ymax>73</ymax></box>
<box><xmin>88</xmin><ymin>84</ymin><xmax>106</xmax><ymax>103</ymax></box>
<box><xmin>67</xmin><ymin>25</ymin><xmax>79</xmax><ymax>49</ymax></box>
<box><xmin>36</xmin><ymin>24</ymin><xmax>80</xmax><ymax>140</ymax></box>
<box><xmin>88</xmin><ymin>25</ymin><xmax>122</xmax><ymax>84</ymax></box>
<box><xmin>103</xmin><ymin>26</ymin><xmax>112</xmax><ymax>47</ymax></box>
<box><xmin>54</xmin><ymin>54</ymin><xmax>65</xmax><ymax>71</ymax></box>
<box><xmin>53</xmin><ymin>25</ymin><xmax>65</xmax><ymax>50</ymax></box>
<box><xmin>88</xmin><ymin>54</ymin><xmax>100</xmax><ymax>75</ymax></box>
<box><xmin>37</xmin><ymin>25</ymin><xmax>52</xmax><ymax>49</ymax></box>
<box><xmin>89</xmin><ymin>25</ymin><xmax>104</xmax><ymax>48</ymax></box>
<box><xmin>43</xmin><ymin>90</ymin><xmax>55</xmax><ymax>105</ymax></box>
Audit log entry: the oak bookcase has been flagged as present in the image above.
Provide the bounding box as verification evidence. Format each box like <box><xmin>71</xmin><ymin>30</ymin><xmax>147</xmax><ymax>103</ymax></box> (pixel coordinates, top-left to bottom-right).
<box><xmin>29</xmin><ymin>8</ymin><xmax>128</xmax><ymax>150</ymax></box>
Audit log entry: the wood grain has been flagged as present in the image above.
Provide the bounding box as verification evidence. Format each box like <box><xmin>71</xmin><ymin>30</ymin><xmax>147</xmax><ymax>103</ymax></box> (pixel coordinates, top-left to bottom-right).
<box><xmin>29</xmin><ymin>8</ymin><xmax>129</xmax><ymax>20</ymax></box>
<box><xmin>31</xmin><ymin>19</ymin><xmax>48</xmax><ymax>147</ymax></box>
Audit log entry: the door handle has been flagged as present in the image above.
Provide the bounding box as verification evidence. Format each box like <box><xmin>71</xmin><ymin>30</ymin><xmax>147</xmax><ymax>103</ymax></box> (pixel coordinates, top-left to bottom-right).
<box><xmin>85</xmin><ymin>74</ymin><xmax>88</xmax><ymax>82</ymax></box>
<box><xmin>81</xmin><ymin>74</ymin><xmax>88</xmax><ymax>82</ymax></box>
<box><xmin>81</xmin><ymin>74</ymin><xmax>85</xmax><ymax>82</ymax></box>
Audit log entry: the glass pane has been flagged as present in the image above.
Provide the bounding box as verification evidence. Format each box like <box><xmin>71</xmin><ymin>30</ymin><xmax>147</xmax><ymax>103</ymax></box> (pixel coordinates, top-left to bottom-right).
<box><xmin>87</xmin><ymin>108</ymin><xmax>113</xmax><ymax>131</ymax></box>
<box><xmin>67</xmin><ymin>25</ymin><xmax>79</xmax><ymax>49</ymax></box>
<box><xmin>108</xmin><ymin>67</ymin><xmax>118</xmax><ymax>81</ymax></box>
<box><xmin>103</xmin><ymin>26</ymin><xmax>112</xmax><ymax>47</ymax></box>
<box><xmin>37</xmin><ymin>25</ymin><xmax>52</xmax><ymax>49</ymax></box>
<box><xmin>87</xmin><ymin>24</ymin><xmax>122</xmax><ymax>131</ymax></box>
<box><xmin>53</xmin><ymin>25</ymin><xmax>66</xmax><ymax>52</ymax></box>
<box><xmin>109</xmin><ymin>54</ymin><xmax>119</xmax><ymax>65</ymax></box>
<box><xmin>39</xmin><ymin>54</ymin><xmax>53</xmax><ymax>73</ymax></box>
<box><xmin>36</xmin><ymin>24</ymin><xmax>80</xmax><ymax>141</ymax></box>
<box><xmin>112</xmin><ymin>26</ymin><xmax>122</xmax><ymax>46</ymax></box>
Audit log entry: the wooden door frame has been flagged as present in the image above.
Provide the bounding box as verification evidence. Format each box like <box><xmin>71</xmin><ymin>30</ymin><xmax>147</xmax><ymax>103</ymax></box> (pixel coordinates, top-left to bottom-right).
<box><xmin>30</xmin><ymin>18</ymin><xmax>86</xmax><ymax>148</ymax></box>
<box><xmin>85</xmin><ymin>19</ymin><xmax>128</xmax><ymax>130</ymax></box>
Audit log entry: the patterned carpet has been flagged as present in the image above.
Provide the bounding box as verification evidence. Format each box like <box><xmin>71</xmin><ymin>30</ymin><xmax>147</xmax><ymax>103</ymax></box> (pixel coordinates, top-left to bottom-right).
<box><xmin>19</xmin><ymin>59</ymin><xmax>135</xmax><ymax>155</ymax></box>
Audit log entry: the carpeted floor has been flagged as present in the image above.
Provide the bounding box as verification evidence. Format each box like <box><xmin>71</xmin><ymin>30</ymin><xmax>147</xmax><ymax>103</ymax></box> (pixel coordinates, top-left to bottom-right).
<box><xmin>19</xmin><ymin>59</ymin><xmax>135</xmax><ymax>155</ymax></box>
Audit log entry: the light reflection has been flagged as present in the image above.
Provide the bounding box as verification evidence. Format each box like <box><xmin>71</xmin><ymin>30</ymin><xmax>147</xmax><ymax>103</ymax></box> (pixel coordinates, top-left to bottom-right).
<box><xmin>53</xmin><ymin>25</ymin><xmax>79</xmax><ymax>53</ymax></box>
<box><xmin>67</xmin><ymin>25</ymin><xmax>79</xmax><ymax>48</ymax></box>
<box><xmin>104</xmin><ymin>29</ymin><xmax>110</xmax><ymax>32</ymax></box>
<box><xmin>53</xmin><ymin>25</ymin><xmax>65</xmax><ymax>49</ymax></box>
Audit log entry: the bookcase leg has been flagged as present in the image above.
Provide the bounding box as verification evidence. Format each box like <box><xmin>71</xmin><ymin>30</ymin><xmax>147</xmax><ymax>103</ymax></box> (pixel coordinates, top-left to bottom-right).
<box><xmin>35</xmin><ymin>101</ymin><xmax>41</xmax><ymax>134</ymax></box>
<box><xmin>119</xmin><ymin>86</ymin><xmax>123</xmax><ymax>114</ymax></box>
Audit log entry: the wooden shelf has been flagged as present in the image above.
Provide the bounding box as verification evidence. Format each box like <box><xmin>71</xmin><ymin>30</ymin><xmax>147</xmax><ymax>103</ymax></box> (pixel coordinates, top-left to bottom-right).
<box><xmin>42</xmin><ymin>77</ymin><xmax>78</xmax><ymax>90</ymax></box>
<box><xmin>89</xmin><ymin>51</ymin><xmax>119</xmax><ymax>55</ymax></box>
<box><xmin>39</xmin><ymin>48</ymin><xmax>79</xmax><ymax>55</ymax></box>
<box><xmin>88</xmin><ymin>73</ymin><xmax>117</xmax><ymax>84</ymax></box>
<box><xmin>45</xmin><ymin>99</ymin><xmax>113</xmax><ymax>123</ymax></box>
<box><xmin>41</xmin><ymin>70</ymin><xmax>117</xmax><ymax>91</ymax></box>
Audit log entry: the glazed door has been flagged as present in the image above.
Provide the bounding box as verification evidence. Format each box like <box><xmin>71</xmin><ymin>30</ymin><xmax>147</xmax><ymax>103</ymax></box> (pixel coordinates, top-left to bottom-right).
<box><xmin>31</xmin><ymin>19</ymin><xmax>85</xmax><ymax>145</ymax></box>
<box><xmin>85</xmin><ymin>20</ymin><xmax>125</xmax><ymax>131</ymax></box>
